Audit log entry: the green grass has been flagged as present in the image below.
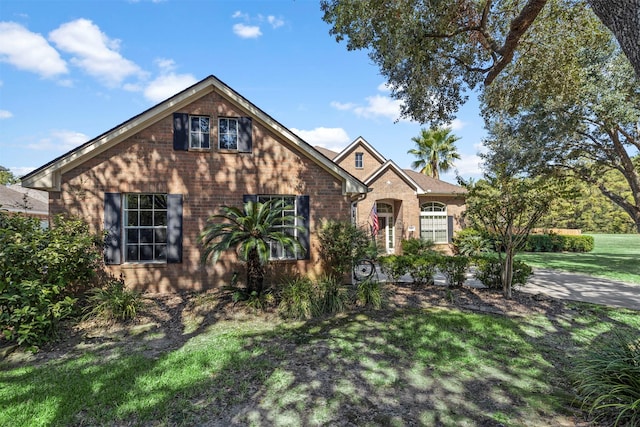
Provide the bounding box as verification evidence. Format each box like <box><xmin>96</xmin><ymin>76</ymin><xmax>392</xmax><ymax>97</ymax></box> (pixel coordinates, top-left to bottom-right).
<box><xmin>517</xmin><ymin>234</ymin><xmax>640</xmax><ymax>284</ymax></box>
<box><xmin>2</xmin><ymin>304</ymin><xmax>639</xmax><ymax>426</ymax></box>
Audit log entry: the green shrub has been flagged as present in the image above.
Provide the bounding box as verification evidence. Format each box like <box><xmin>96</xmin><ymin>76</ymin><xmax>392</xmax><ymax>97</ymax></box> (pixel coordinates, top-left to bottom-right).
<box><xmin>315</xmin><ymin>275</ymin><xmax>347</xmax><ymax>315</ymax></box>
<box><xmin>523</xmin><ymin>234</ymin><xmax>594</xmax><ymax>253</ymax></box>
<box><xmin>277</xmin><ymin>276</ymin><xmax>316</xmax><ymax>319</ymax></box>
<box><xmin>318</xmin><ymin>220</ymin><xmax>372</xmax><ymax>276</ymax></box>
<box><xmin>573</xmin><ymin>331</ymin><xmax>640</xmax><ymax>426</ymax></box>
<box><xmin>401</xmin><ymin>238</ymin><xmax>435</xmax><ymax>256</ymax></box>
<box><xmin>439</xmin><ymin>255</ymin><xmax>470</xmax><ymax>287</ymax></box>
<box><xmin>0</xmin><ymin>213</ymin><xmax>102</xmax><ymax>347</ymax></box>
<box><xmin>452</xmin><ymin>228</ymin><xmax>493</xmax><ymax>256</ymax></box>
<box><xmin>406</xmin><ymin>253</ymin><xmax>441</xmax><ymax>286</ymax></box>
<box><xmin>378</xmin><ymin>255</ymin><xmax>410</xmax><ymax>284</ymax></box>
<box><xmin>84</xmin><ymin>277</ymin><xmax>143</xmax><ymax>322</ymax></box>
<box><xmin>474</xmin><ymin>256</ymin><xmax>533</xmax><ymax>289</ymax></box>
<box><xmin>356</xmin><ymin>278</ymin><xmax>383</xmax><ymax>309</ymax></box>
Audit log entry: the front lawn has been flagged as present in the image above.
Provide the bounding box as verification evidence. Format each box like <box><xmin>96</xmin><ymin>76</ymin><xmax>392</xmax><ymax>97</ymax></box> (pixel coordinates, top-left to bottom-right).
<box><xmin>517</xmin><ymin>234</ymin><xmax>640</xmax><ymax>284</ymax></box>
<box><xmin>2</xmin><ymin>286</ymin><xmax>639</xmax><ymax>426</ymax></box>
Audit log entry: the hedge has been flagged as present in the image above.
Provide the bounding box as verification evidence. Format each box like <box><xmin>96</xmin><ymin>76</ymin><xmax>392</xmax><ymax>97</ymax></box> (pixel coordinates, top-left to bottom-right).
<box><xmin>522</xmin><ymin>234</ymin><xmax>594</xmax><ymax>253</ymax></box>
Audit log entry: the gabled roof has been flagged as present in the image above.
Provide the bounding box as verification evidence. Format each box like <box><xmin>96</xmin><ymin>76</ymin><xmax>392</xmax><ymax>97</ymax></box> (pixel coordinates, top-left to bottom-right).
<box><xmin>332</xmin><ymin>136</ymin><xmax>386</xmax><ymax>164</ymax></box>
<box><xmin>403</xmin><ymin>169</ymin><xmax>467</xmax><ymax>195</ymax></box>
<box><xmin>365</xmin><ymin>160</ymin><xmax>423</xmax><ymax>193</ymax></box>
<box><xmin>314</xmin><ymin>146</ymin><xmax>339</xmax><ymax>160</ymax></box>
<box><xmin>22</xmin><ymin>75</ymin><xmax>368</xmax><ymax>196</ymax></box>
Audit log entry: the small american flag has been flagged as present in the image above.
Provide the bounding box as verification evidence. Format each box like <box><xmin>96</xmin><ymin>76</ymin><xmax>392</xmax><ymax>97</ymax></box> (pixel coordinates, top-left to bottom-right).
<box><xmin>370</xmin><ymin>204</ymin><xmax>379</xmax><ymax>236</ymax></box>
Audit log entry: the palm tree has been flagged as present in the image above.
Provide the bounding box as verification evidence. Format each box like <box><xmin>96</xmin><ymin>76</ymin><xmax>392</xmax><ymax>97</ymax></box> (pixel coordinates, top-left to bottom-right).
<box><xmin>199</xmin><ymin>199</ymin><xmax>305</xmax><ymax>295</ymax></box>
<box><xmin>408</xmin><ymin>127</ymin><xmax>461</xmax><ymax>180</ymax></box>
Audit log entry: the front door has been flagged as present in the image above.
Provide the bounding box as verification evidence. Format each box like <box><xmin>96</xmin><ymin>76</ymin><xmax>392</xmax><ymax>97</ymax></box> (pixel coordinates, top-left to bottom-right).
<box><xmin>377</xmin><ymin>203</ymin><xmax>395</xmax><ymax>254</ymax></box>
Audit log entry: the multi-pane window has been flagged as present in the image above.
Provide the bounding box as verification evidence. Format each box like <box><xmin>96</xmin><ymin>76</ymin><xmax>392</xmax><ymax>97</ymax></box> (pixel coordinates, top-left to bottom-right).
<box><xmin>355</xmin><ymin>152</ymin><xmax>364</xmax><ymax>168</ymax></box>
<box><xmin>219</xmin><ymin>117</ymin><xmax>239</xmax><ymax>150</ymax></box>
<box><xmin>257</xmin><ymin>195</ymin><xmax>297</xmax><ymax>260</ymax></box>
<box><xmin>189</xmin><ymin>116</ymin><xmax>210</xmax><ymax>149</ymax></box>
<box><xmin>124</xmin><ymin>194</ymin><xmax>167</xmax><ymax>262</ymax></box>
<box><xmin>420</xmin><ymin>202</ymin><xmax>447</xmax><ymax>243</ymax></box>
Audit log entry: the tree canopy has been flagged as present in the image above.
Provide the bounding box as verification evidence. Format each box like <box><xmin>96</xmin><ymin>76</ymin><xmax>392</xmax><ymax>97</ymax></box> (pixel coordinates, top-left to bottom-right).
<box><xmin>321</xmin><ymin>0</ymin><xmax>640</xmax><ymax>125</ymax></box>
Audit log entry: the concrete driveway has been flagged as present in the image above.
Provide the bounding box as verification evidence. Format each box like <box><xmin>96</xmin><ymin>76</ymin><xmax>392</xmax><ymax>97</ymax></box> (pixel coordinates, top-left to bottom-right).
<box><xmin>518</xmin><ymin>268</ymin><xmax>640</xmax><ymax>311</ymax></box>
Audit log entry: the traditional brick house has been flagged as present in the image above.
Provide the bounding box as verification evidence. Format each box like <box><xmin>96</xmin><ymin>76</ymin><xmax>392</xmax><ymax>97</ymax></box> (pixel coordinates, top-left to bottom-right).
<box><xmin>22</xmin><ymin>75</ymin><xmax>368</xmax><ymax>292</ymax></box>
<box><xmin>317</xmin><ymin>137</ymin><xmax>466</xmax><ymax>254</ymax></box>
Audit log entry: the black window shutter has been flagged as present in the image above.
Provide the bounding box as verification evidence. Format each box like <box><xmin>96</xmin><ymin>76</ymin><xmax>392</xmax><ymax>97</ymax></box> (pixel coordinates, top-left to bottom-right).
<box><xmin>447</xmin><ymin>215</ymin><xmax>454</xmax><ymax>243</ymax></box>
<box><xmin>243</xmin><ymin>194</ymin><xmax>257</xmax><ymax>204</ymax></box>
<box><xmin>238</xmin><ymin>117</ymin><xmax>252</xmax><ymax>153</ymax></box>
<box><xmin>173</xmin><ymin>113</ymin><xmax>189</xmax><ymax>151</ymax></box>
<box><xmin>167</xmin><ymin>194</ymin><xmax>183</xmax><ymax>263</ymax></box>
<box><xmin>104</xmin><ymin>193</ymin><xmax>122</xmax><ymax>265</ymax></box>
<box><xmin>296</xmin><ymin>195</ymin><xmax>310</xmax><ymax>260</ymax></box>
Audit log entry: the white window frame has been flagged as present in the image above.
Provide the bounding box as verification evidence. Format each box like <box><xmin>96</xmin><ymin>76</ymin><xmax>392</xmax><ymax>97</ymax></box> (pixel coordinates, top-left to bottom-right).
<box><xmin>355</xmin><ymin>152</ymin><xmax>364</xmax><ymax>168</ymax></box>
<box><xmin>124</xmin><ymin>193</ymin><xmax>168</xmax><ymax>263</ymax></box>
<box><xmin>257</xmin><ymin>195</ymin><xmax>299</xmax><ymax>260</ymax></box>
<box><xmin>189</xmin><ymin>116</ymin><xmax>210</xmax><ymax>149</ymax></box>
<box><xmin>219</xmin><ymin>117</ymin><xmax>239</xmax><ymax>150</ymax></box>
<box><xmin>420</xmin><ymin>202</ymin><xmax>448</xmax><ymax>244</ymax></box>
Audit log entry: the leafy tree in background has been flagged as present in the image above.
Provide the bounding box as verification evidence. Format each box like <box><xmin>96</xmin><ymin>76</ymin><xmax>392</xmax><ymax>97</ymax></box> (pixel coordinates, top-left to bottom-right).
<box><xmin>199</xmin><ymin>199</ymin><xmax>304</xmax><ymax>295</ymax></box>
<box><xmin>0</xmin><ymin>166</ymin><xmax>18</xmax><ymax>185</ymax></box>
<box><xmin>481</xmin><ymin>4</ymin><xmax>640</xmax><ymax>232</ymax></box>
<box><xmin>321</xmin><ymin>0</ymin><xmax>640</xmax><ymax>125</ymax></box>
<box><xmin>463</xmin><ymin>168</ymin><xmax>565</xmax><ymax>298</ymax></box>
<box><xmin>408</xmin><ymin>127</ymin><xmax>461</xmax><ymax>180</ymax></box>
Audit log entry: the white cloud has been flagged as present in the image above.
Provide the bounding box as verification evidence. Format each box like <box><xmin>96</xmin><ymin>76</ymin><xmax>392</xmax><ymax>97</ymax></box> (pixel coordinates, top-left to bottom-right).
<box><xmin>144</xmin><ymin>72</ymin><xmax>198</xmax><ymax>103</ymax></box>
<box><xmin>290</xmin><ymin>127</ymin><xmax>351</xmax><ymax>151</ymax></box>
<box><xmin>233</xmin><ymin>23</ymin><xmax>262</xmax><ymax>39</ymax></box>
<box><xmin>448</xmin><ymin>118</ymin><xmax>465</xmax><ymax>130</ymax></box>
<box><xmin>0</xmin><ymin>110</ymin><xmax>13</xmax><ymax>119</ymax></box>
<box><xmin>267</xmin><ymin>15</ymin><xmax>284</xmax><ymax>28</ymax></box>
<box><xmin>0</xmin><ymin>22</ymin><xmax>68</xmax><ymax>78</ymax></box>
<box><xmin>49</xmin><ymin>19</ymin><xmax>145</xmax><ymax>87</ymax></box>
<box><xmin>452</xmin><ymin>154</ymin><xmax>483</xmax><ymax>176</ymax></box>
<box><xmin>332</xmin><ymin>84</ymin><xmax>413</xmax><ymax>122</ymax></box>
<box><xmin>154</xmin><ymin>58</ymin><xmax>176</xmax><ymax>72</ymax></box>
<box><xmin>9</xmin><ymin>166</ymin><xmax>36</xmax><ymax>177</ymax></box>
<box><xmin>27</xmin><ymin>129</ymin><xmax>88</xmax><ymax>151</ymax></box>
<box><xmin>232</xmin><ymin>11</ymin><xmax>249</xmax><ymax>20</ymax></box>
<box><xmin>330</xmin><ymin>101</ymin><xmax>356</xmax><ymax>111</ymax></box>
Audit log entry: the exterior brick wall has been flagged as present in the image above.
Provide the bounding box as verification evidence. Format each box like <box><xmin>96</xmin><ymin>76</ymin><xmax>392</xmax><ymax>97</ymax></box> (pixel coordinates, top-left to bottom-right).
<box><xmin>50</xmin><ymin>91</ymin><xmax>354</xmax><ymax>292</ymax></box>
<box><xmin>337</xmin><ymin>144</ymin><xmax>384</xmax><ymax>180</ymax></box>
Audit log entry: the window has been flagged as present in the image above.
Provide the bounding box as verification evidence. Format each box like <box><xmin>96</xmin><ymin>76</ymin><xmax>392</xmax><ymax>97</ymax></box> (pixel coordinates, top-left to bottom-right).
<box><xmin>104</xmin><ymin>193</ymin><xmax>183</xmax><ymax>265</ymax></box>
<box><xmin>420</xmin><ymin>202</ymin><xmax>448</xmax><ymax>243</ymax></box>
<box><xmin>189</xmin><ymin>116</ymin><xmax>210</xmax><ymax>149</ymax></box>
<box><xmin>219</xmin><ymin>117</ymin><xmax>239</xmax><ymax>150</ymax></box>
<box><xmin>257</xmin><ymin>195</ymin><xmax>298</xmax><ymax>260</ymax></box>
<box><xmin>124</xmin><ymin>194</ymin><xmax>167</xmax><ymax>262</ymax></box>
<box><xmin>355</xmin><ymin>152</ymin><xmax>363</xmax><ymax>168</ymax></box>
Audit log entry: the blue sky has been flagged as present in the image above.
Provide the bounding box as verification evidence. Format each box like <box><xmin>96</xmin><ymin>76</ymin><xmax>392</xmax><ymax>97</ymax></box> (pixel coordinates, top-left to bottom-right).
<box><xmin>0</xmin><ymin>0</ymin><xmax>486</xmax><ymax>183</ymax></box>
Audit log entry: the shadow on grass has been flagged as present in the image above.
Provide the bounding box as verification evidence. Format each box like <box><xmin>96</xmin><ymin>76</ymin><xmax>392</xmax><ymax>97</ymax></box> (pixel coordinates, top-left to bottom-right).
<box><xmin>2</xmin><ymin>287</ymin><xmax>638</xmax><ymax>426</ymax></box>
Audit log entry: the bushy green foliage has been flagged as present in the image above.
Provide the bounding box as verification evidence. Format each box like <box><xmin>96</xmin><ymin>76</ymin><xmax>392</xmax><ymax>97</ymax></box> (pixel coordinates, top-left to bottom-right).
<box><xmin>439</xmin><ymin>255</ymin><xmax>470</xmax><ymax>288</ymax></box>
<box><xmin>452</xmin><ymin>228</ymin><xmax>494</xmax><ymax>256</ymax></box>
<box><xmin>406</xmin><ymin>253</ymin><xmax>441</xmax><ymax>286</ymax></box>
<box><xmin>356</xmin><ymin>278</ymin><xmax>383</xmax><ymax>309</ymax></box>
<box><xmin>84</xmin><ymin>277</ymin><xmax>143</xmax><ymax>322</ymax></box>
<box><xmin>523</xmin><ymin>234</ymin><xmax>594</xmax><ymax>253</ymax></box>
<box><xmin>277</xmin><ymin>275</ymin><xmax>348</xmax><ymax>319</ymax></box>
<box><xmin>401</xmin><ymin>238</ymin><xmax>435</xmax><ymax>256</ymax></box>
<box><xmin>474</xmin><ymin>256</ymin><xmax>533</xmax><ymax>289</ymax></box>
<box><xmin>0</xmin><ymin>213</ymin><xmax>102</xmax><ymax>347</ymax></box>
<box><xmin>573</xmin><ymin>332</ymin><xmax>640</xmax><ymax>426</ymax></box>
<box><xmin>378</xmin><ymin>255</ymin><xmax>410</xmax><ymax>284</ymax></box>
<box><xmin>318</xmin><ymin>220</ymin><xmax>372</xmax><ymax>276</ymax></box>
<box><xmin>315</xmin><ymin>275</ymin><xmax>348</xmax><ymax>315</ymax></box>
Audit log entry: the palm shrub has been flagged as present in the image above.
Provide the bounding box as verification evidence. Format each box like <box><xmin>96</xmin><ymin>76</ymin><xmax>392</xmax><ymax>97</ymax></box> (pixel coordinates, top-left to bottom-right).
<box><xmin>84</xmin><ymin>276</ymin><xmax>143</xmax><ymax>322</ymax></box>
<box><xmin>439</xmin><ymin>255</ymin><xmax>470</xmax><ymax>287</ymax></box>
<box><xmin>200</xmin><ymin>199</ymin><xmax>304</xmax><ymax>295</ymax></box>
<box><xmin>401</xmin><ymin>238</ymin><xmax>435</xmax><ymax>256</ymax></box>
<box><xmin>452</xmin><ymin>228</ymin><xmax>493</xmax><ymax>256</ymax></box>
<box><xmin>573</xmin><ymin>331</ymin><xmax>640</xmax><ymax>426</ymax></box>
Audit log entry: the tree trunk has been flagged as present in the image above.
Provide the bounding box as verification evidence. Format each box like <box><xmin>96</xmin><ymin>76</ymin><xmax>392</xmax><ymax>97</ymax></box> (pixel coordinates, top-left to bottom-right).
<box><xmin>246</xmin><ymin>248</ymin><xmax>265</xmax><ymax>295</ymax></box>
<box><xmin>589</xmin><ymin>0</ymin><xmax>640</xmax><ymax>78</ymax></box>
<box><xmin>502</xmin><ymin>247</ymin><xmax>515</xmax><ymax>299</ymax></box>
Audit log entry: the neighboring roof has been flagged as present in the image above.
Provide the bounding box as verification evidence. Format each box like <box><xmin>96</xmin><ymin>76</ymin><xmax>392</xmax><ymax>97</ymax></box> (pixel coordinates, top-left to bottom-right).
<box><xmin>21</xmin><ymin>75</ymin><xmax>368</xmax><ymax>196</ymax></box>
<box><xmin>314</xmin><ymin>146</ymin><xmax>339</xmax><ymax>160</ymax></box>
<box><xmin>403</xmin><ymin>169</ymin><xmax>467</xmax><ymax>195</ymax></box>
<box><xmin>0</xmin><ymin>184</ymin><xmax>48</xmax><ymax>216</ymax></box>
<box><xmin>333</xmin><ymin>136</ymin><xmax>386</xmax><ymax>164</ymax></box>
